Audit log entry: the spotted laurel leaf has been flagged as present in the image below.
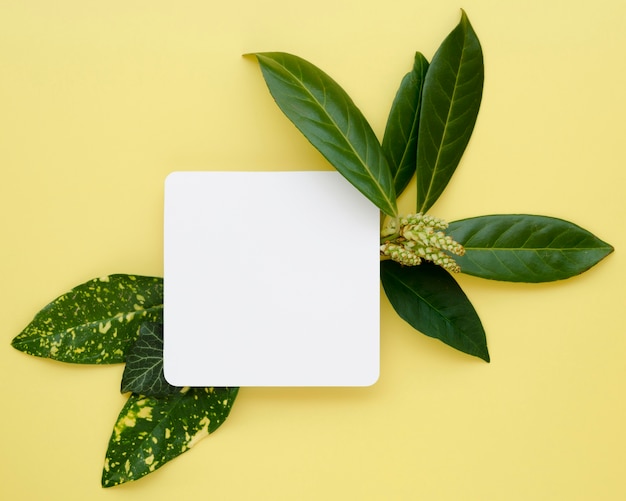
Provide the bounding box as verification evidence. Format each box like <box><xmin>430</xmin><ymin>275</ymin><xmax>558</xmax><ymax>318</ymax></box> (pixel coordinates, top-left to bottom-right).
<box><xmin>102</xmin><ymin>387</ymin><xmax>239</xmax><ymax>487</ymax></box>
<box><xmin>11</xmin><ymin>275</ymin><xmax>163</xmax><ymax>364</ymax></box>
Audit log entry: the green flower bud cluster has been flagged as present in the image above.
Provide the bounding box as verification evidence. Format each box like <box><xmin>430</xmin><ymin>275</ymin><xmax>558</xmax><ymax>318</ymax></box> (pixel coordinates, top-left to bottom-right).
<box><xmin>380</xmin><ymin>213</ymin><xmax>465</xmax><ymax>273</ymax></box>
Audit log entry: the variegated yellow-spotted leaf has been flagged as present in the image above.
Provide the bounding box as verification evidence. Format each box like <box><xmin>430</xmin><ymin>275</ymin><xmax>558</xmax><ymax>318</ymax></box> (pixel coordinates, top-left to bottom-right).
<box><xmin>102</xmin><ymin>387</ymin><xmax>239</xmax><ymax>487</ymax></box>
<box><xmin>121</xmin><ymin>323</ymin><xmax>181</xmax><ymax>397</ymax></box>
<box><xmin>11</xmin><ymin>275</ymin><xmax>163</xmax><ymax>364</ymax></box>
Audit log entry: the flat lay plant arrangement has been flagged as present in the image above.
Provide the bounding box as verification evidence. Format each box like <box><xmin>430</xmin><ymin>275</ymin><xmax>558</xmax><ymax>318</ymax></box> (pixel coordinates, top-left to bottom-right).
<box><xmin>11</xmin><ymin>11</ymin><xmax>612</xmax><ymax>487</ymax></box>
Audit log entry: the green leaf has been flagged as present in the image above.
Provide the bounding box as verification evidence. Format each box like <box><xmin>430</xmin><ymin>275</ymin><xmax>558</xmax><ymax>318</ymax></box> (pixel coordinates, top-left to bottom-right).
<box><xmin>380</xmin><ymin>260</ymin><xmax>489</xmax><ymax>361</ymax></box>
<box><xmin>121</xmin><ymin>323</ymin><xmax>181</xmax><ymax>397</ymax></box>
<box><xmin>448</xmin><ymin>214</ymin><xmax>614</xmax><ymax>282</ymax></box>
<box><xmin>416</xmin><ymin>10</ymin><xmax>484</xmax><ymax>212</ymax></box>
<box><xmin>382</xmin><ymin>52</ymin><xmax>429</xmax><ymax>196</ymax></box>
<box><xmin>250</xmin><ymin>52</ymin><xmax>398</xmax><ymax>217</ymax></box>
<box><xmin>11</xmin><ymin>275</ymin><xmax>163</xmax><ymax>364</ymax></box>
<box><xmin>102</xmin><ymin>387</ymin><xmax>239</xmax><ymax>487</ymax></box>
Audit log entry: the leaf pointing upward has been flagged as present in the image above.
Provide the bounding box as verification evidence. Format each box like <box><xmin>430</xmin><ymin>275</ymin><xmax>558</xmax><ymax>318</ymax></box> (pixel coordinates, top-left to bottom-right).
<box><xmin>383</xmin><ymin>52</ymin><xmax>429</xmax><ymax>196</ymax></box>
<box><xmin>250</xmin><ymin>52</ymin><xmax>398</xmax><ymax>217</ymax></box>
<box><xmin>416</xmin><ymin>11</ymin><xmax>484</xmax><ymax>212</ymax></box>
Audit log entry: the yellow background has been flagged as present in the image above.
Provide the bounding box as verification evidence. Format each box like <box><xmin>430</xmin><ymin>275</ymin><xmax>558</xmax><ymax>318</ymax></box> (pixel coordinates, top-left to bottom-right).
<box><xmin>1</xmin><ymin>1</ymin><xmax>625</xmax><ymax>499</ymax></box>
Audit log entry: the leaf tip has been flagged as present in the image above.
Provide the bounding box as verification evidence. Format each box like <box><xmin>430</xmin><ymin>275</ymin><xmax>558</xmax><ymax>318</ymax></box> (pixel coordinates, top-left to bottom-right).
<box><xmin>459</xmin><ymin>8</ymin><xmax>471</xmax><ymax>25</ymax></box>
<box><xmin>10</xmin><ymin>333</ymin><xmax>31</xmax><ymax>356</ymax></box>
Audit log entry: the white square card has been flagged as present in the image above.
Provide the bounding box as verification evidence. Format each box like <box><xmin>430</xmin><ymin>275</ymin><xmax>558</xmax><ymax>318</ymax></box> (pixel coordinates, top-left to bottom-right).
<box><xmin>163</xmin><ymin>171</ymin><xmax>380</xmax><ymax>386</ymax></box>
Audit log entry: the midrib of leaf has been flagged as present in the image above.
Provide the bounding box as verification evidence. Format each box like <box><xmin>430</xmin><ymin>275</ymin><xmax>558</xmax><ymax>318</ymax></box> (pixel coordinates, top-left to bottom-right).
<box><xmin>462</xmin><ymin>248</ymin><xmax>604</xmax><ymax>276</ymax></box>
<box><xmin>395</xmin><ymin>103</ymin><xmax>420</xmax><ymax>185</ymax></box>
<box><xmin>278</xmin><ymin>63</ymin><xmax>397</xmax><ymax>217</ymax></box>
<box><xmin>459</xmin><ymin>220</ymin><xmax>612</xmax><ymax>251</ymax></box>
<box><xmin>118</xmin><ymin>387</ymin><xmax>234</xmax><ymax>459</ymax></box>
<box><xmin>485</xmin><ymin>251</ymin><xmax>542</xmax><ymax>273</ymax></box>
<box><xmin>386</xmin><ymin>268</ymin><xmax>485</xmax><ymax>354</ymax></box>
<box><xmin>49</xmin><ymin>304</ymin><xmax>163</xmax><ymax>335</ymax></box>
<box><xmin>462</xmin><ymin>245</ymin><xmax>609</xmax><ymax>251</ymax></box>
<box><xmin>420</xmin><ymin>43</ymin><xmax>467</xmax><ymax>212</ymax></box>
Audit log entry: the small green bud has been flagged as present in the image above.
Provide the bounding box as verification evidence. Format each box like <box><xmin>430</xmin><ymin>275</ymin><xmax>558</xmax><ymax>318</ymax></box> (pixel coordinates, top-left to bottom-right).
<box><xmin>380</xmin><ymin>212</ymin><xmax>464</xmax><ymax>272</ymax></box>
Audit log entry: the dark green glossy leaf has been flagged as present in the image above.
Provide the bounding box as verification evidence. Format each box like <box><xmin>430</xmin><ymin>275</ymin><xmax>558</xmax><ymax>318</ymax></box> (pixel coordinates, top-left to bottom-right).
<box><xmin>102</xmin><ymin>387</ymin><xmax>239</xmax><ymax>487</ymax></box>
<box><xmin>382</xmin><ymin>52</ymin><xmax>429</xmax><ymax>196</ymax></box>
<box><xmin>121</xmin><ymin>323</ymin><xmax>181</xmax><ymax>397</ymax></box>
<box><xmin>448</xmin><ymin>214</ymin><xmax>614</xmax><ymax>282</ymax></box>
<box><xmin>380</xmin><ymin>260</ymin><xmax>489</xmax><ymax>361</ymax></box>
<box><xmin>11</xmin><ymin>275</ymin><xmax>163</xmax><ymax>364</ymax></box>
<box><xmin>416</xmin><ymin>11</ymin><xmax>484</xmax><ymax>212</ymax></box>
<box><xmin>251</xmin><ymin>52</ymin><xmax>398</xmax><ymax>216</ymax></box>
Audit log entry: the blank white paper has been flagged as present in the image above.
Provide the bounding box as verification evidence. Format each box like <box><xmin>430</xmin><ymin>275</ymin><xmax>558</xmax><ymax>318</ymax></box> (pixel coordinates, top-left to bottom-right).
<box><xmin>163</xmin><ymin>171</ymin><xmax>380</xmax><ymax>386</ymax></box>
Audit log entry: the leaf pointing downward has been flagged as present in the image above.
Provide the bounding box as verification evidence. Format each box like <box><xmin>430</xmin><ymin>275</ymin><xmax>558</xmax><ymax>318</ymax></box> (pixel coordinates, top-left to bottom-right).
<box><xmin>102</xmin><ymin>387</ymin><xmax>239</xmax><ymax>487</ymax></box>
<box><xmin>416</xmin><ymin>11</ymin><xmax>484</xmax><ymax>212</ymax></box>
<box><xmin>380</xmin><ymin>260</ymin><xmax>489</xmax><ymax>362</ymax></box>
<box><xmin>251</xmin><ymin>52</ymin><xmax>398</xmax><ymax>217</ymax></box>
